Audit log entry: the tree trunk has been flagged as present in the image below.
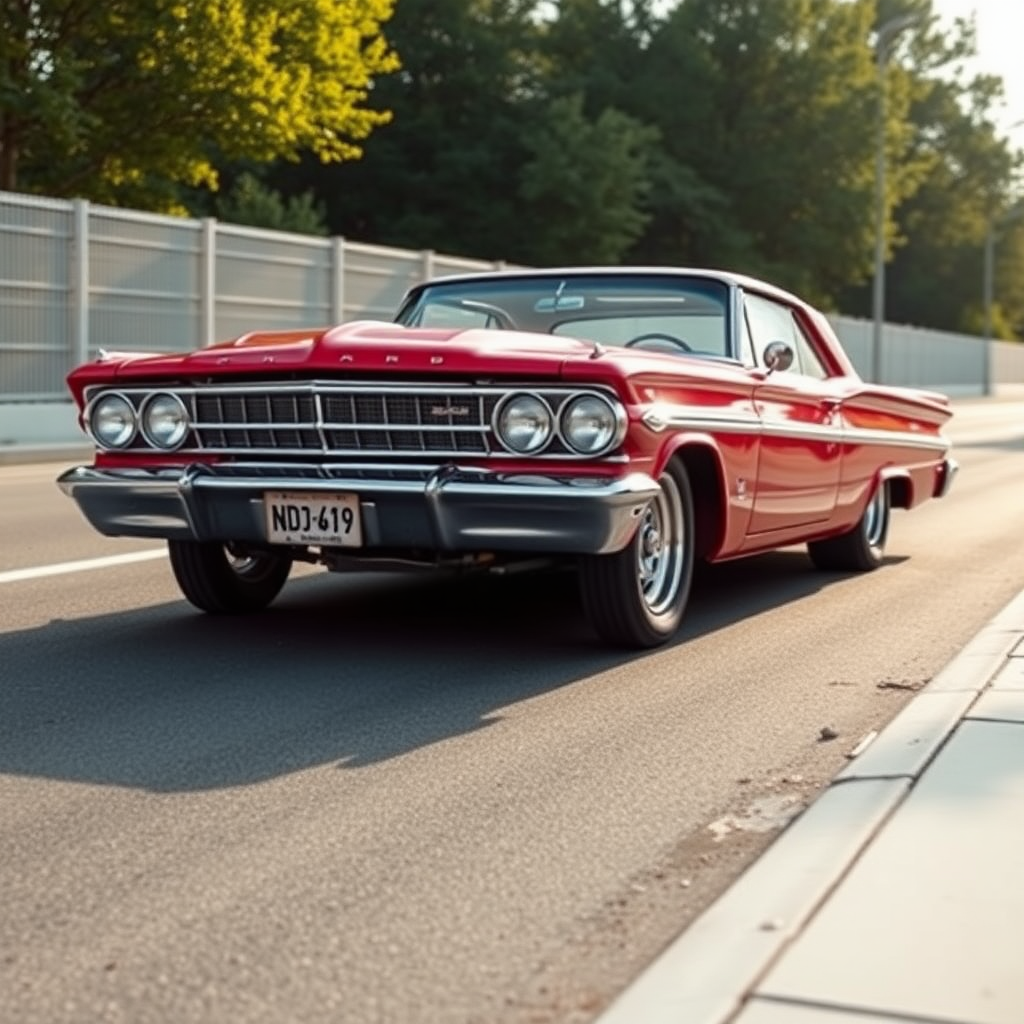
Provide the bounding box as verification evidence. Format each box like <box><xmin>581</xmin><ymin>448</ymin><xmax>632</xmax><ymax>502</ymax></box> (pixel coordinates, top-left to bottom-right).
<box><xmin>0</xmin><ymin>113</ymin><xmax>19</xmax><ymax>192</ymax></box>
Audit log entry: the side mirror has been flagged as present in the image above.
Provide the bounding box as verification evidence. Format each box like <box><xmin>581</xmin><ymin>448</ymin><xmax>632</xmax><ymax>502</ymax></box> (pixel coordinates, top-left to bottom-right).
<box><xmin>763</xmin><ymin>341</ymin><xmax>794</xmax><ymax>373</ymax></box>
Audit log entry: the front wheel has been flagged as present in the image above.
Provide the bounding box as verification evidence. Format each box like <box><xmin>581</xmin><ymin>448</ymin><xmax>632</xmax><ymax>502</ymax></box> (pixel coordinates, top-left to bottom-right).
<box><xmin>807</xmin><ymin>481</ymin><xmax>890</xmax><ymax>572</ymax></box>
<box><xmin>579</xmin><ymin>459</ymin><xmax>695</xmax><ymax>648</ymax></box>
<box><xmin>168</xmin><ymin>540</ymin><xmax>292</xmax><ymax>613</ymax></box>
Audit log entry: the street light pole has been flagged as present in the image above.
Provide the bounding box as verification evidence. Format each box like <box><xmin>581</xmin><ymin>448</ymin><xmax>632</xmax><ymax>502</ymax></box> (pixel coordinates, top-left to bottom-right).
<box><xmin>983</xmin><ymin>226</ymin><xmax>995</xmax><ymax>344</ymax></box>
<box><xmin>982</xmin><ymin>226</ymin><xmax>995</xmax><ymax>397</ymax></box>
<box><xmin>871</xmin><ymin>14</ymin><xmax>918</xmax><ymax>385</ymax></box>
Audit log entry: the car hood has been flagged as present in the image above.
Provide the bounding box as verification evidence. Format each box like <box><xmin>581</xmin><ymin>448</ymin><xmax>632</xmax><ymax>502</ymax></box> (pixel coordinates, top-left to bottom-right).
<box><xmin>93</xmin><ymin>321</ymin><xmax>604</xmax><ymax>378</ymax></box>
<box><xmin>66</xmin><ymin>320</ymin><xmax>757</xmax><ymax>412</ymax></box>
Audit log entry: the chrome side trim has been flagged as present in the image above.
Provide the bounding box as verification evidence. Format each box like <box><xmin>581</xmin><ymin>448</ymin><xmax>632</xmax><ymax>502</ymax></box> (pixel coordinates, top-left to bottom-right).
<box><xmin>657</xmin><ymin>409</ymin><xmax>950</xmax><ymax>452</ymax></box>
<box><xmin>841</xmin><ymin>427</ymin><xmax>951</xmax><ymax>453</ymax></box>
<box><xmin>658</xmin><ymin>411</ymin><xmax>761</xmax><ymax>434</ymax></box>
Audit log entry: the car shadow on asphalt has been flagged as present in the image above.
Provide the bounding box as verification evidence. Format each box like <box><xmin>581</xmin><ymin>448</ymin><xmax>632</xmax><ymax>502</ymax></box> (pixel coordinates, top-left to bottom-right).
<box><xmin>0</xmin><ymin>550</ymin><xmax>897</xmax><ymax>791</ymax></box>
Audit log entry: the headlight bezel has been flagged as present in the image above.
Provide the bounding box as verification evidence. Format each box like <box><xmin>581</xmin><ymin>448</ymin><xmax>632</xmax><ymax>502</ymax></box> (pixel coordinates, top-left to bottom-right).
<box><xmin>493</xmin><ymin>391</ymin><xmax>555</xmax><ymax>455</ymax></box>
<box><xmin>558</xmin><ymin>392</ymin><xmax>626</xmax><ymax>456</ymax></box>
<box><xmin>140</xmin><ymin>391</ymin><xmax>190</xmax><ymax>450</ymax></box>
<box><xmin>87</xmin><ymin>391</ymin><xmax>138</xmax><ymax>450</ymax></box>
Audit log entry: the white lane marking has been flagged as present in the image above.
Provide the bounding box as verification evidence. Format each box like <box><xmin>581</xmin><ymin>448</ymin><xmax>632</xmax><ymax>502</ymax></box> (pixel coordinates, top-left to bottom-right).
<box><xmin>0</xmin><ymin>548</ymin><xmax>166</xmax><ymax>584</ymax></box>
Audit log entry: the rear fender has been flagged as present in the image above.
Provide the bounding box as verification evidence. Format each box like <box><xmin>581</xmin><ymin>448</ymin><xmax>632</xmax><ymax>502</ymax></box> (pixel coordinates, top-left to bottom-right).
<box><xmin>881</xmin><ymin>468</ymin><xmax>912</xmax><ymax>510</ymax></box>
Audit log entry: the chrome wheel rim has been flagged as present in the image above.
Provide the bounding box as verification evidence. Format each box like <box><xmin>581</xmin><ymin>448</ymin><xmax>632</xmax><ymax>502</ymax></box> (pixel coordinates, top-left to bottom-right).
<box><xmin>636</xmin><ymin>472</ymin><xmax>685</xmax><ymax>615</ymax></box>
<box><xmin>864</xmin><ymin>487</ymin><xmax>887</xmax><ymax>548</ymax></box>
<box><xmin>225</xmin><ymin>546</ymin><xmax>278</xmax><ymax>582</ymax></box>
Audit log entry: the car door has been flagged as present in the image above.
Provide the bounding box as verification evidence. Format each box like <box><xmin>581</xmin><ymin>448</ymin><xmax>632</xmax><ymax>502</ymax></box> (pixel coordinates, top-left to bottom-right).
<box><xmin>743</xmin><ymin>291</ymin><xmax>843</xmax><ymax>534</ymax></box>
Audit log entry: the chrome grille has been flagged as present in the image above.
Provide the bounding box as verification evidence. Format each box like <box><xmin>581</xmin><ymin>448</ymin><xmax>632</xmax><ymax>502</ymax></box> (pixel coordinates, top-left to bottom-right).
<box><xmin>189</xmin><ymin>383</ymin><xmax>498</xmax><ymax>455</ymax></box>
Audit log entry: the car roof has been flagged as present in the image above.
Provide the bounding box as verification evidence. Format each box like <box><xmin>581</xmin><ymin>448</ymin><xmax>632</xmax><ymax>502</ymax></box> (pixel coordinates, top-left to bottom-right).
<box><xmin>413</xmin><ymin>266</ymin><xmax>808</xmax><ymax>308</ymax></box>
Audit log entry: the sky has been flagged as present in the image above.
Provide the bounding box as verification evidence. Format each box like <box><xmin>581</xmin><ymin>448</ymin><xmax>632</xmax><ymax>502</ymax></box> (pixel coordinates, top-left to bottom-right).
<box><xmin>930</xmin><ymin>0</ymin><xmax>1024</xmax><ymax>144</ymax></box>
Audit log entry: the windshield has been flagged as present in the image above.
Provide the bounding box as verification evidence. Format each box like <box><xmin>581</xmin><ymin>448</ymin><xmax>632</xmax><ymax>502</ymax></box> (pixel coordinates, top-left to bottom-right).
<box><xmin>396</xmin><ymin>274</ymin><xmax>732</xmax><ymax>358</ymax></box>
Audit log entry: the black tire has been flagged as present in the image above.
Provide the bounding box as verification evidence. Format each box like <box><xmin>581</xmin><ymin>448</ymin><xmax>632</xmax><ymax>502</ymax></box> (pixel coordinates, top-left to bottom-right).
<box><xmin>579</xmin><ymin>458</ymin><xmax>695</xmax><ymax>648</ymax></box>
<box><xmin>167</xmin><ymin>540</ymin><xmax>292</xmax><ymax>613</ymax></box>
<box><xmin>807</xmin><ymin>481</ymin><xmax>890</xmax><ymax>572</ymax></box>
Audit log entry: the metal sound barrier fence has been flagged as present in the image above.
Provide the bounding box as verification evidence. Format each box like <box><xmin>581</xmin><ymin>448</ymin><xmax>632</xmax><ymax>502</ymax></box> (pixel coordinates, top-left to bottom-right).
<box><xmin>3</xmin><ymin>189</ymin><xmax>1023</xmax><ymax>408</ymax></box>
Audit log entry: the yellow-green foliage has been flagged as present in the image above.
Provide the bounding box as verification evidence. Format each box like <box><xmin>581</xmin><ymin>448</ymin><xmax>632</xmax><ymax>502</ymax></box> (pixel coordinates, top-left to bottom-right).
<box><xmin>0</xmin><ymin>0</ymin><xmax>399</xmax><ymax>208</ymax></box>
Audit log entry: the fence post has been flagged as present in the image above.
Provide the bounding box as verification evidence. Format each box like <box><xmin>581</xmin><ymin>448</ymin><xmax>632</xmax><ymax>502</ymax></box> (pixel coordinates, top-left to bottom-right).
<box><xmin>331</xmin><ymin>236</ymin><xmax>346</xmax><ymax>324</ymax></box>
<box><xmin>200</xmin><ymin>217</ymin><xmax>217</xmax><ymax>347</ymax></box>
<box><xmin>422</xmin><ymin>248</ymin><xmax>435</xmax><ymax>282</ymax></box>
<box><xmin>71</xmin><ymin>199</ymin><xmax>90</xmax><ymax>366</ymax></box>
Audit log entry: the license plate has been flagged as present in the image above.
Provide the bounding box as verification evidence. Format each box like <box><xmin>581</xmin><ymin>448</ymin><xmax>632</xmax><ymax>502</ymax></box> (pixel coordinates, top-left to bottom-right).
<box><xmin>263</xmin><ymin>491</ymin><xmax>362</xmax><ymax>546</ymax></box>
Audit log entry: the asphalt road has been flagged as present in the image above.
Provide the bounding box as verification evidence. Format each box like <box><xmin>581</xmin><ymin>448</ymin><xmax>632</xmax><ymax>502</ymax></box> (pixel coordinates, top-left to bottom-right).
<box><xmin>2</xmin><ymin>398</ymin><xmax>1023</xmax><ymax>1024</ymax></box>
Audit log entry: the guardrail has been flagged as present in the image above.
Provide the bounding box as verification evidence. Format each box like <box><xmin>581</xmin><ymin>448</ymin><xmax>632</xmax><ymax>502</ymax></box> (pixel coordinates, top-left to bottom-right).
<box><xmin>0</xmin><ymin>191</ymin><xmax>506</xmax><ymax>403</ymax></box>
<box><xmin>2</xmin><ymin>188</ymin><xmax>1022</xmax><ymax>449</ymax></box>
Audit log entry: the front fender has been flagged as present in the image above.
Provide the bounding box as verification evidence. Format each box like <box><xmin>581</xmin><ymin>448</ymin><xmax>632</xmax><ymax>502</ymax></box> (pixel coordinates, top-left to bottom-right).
<box><xmin>655</xmin><ymin>434</ymin><xmax>738</xmax><ymax>560</ymax></box>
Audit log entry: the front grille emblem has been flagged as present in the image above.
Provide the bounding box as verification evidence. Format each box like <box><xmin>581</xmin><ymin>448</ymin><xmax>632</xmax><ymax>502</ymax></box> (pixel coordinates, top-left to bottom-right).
<box><xmin>430</xmin><ymin>404</ymin><xmax>471</xmax><ymax>417</ymax></box>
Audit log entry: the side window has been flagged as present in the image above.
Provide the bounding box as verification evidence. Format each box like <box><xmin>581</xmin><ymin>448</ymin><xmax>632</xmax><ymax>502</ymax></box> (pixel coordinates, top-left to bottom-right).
<box><xmin>789</xmin><ymin>316</ymin><xmax>829</xmax><ymax>380</ymax></box>
<box><xmin>744</xmin><ymin>293</ymin><xmax>828</xmax><ymax>379</ymax></box>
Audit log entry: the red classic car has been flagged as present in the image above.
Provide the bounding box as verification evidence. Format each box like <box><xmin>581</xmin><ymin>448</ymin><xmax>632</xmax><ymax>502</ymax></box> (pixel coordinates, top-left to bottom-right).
<box><xmin>58</xmin><ymin>268</ymin><xmax>956</xmax><ymax>647</ymax></box>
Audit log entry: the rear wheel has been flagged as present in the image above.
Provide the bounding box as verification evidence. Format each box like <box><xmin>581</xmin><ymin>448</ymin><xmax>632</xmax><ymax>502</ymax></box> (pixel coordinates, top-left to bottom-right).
<box><xmin>807</xmin><ymin>481</ymin><xmax>890</xmax><ymax>572</ymax></box>
<box><xmin>167</xmin><ymin>540</ymin><xmax>292</xmax><ymax>613</ymax></box>
<box><xmin>579</xmin><ymin>459</ymin><xmax>695</xmax><ymax>648</ymax></box>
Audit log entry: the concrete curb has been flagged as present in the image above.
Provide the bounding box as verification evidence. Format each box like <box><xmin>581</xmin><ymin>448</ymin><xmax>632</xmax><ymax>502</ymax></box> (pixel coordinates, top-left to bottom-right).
<box><xmin>595</xmin><ymin>587</ymin><xmax>1024</xmax><ymax>1024</ymax></box>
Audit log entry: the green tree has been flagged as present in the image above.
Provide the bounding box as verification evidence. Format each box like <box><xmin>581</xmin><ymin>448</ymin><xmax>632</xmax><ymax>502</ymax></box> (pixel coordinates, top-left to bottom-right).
<box><xmin>630</xmin><ymin>0</ymin><xmax>899</xmax><ymax>306</ymax></box>
<box><xmin>215</xmin><ymin>172</ymin><xmax>328</xmax><ymax>236</ymax></box>
<box><xmin>517</xmin><ymin>93</ymin><xmax>657</xmax><ymax>263</ymax></box>
<box><xmin>534</xmin><ymin>0</ymin><xmax>654</xmax><ymax>115</ymax></box>
<box><xmin>991</xmin><ymin>218</ymin><xmax>1024</xmax><ymax>340</ymax></box>
<box><xmin>283</xmin><ymin>0</ymin><xmax>544</xmax><ymax>259</ymax></box>
<box><xmin>0</xmin><ymin>0</ymin><xmax>399</xmax><ymax>209</ymax></box>
<box><xmin>871</xmin><ymin>2</ymin><xmax>1024</xmax><ymax>336</ymax></box>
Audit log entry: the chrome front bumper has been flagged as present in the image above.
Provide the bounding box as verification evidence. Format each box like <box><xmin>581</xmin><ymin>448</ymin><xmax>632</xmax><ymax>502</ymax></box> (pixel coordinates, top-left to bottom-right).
<box><xmin>57</xmin><ymin>463</ymin><xmax>659</xmax><ymax>556</ymax></box>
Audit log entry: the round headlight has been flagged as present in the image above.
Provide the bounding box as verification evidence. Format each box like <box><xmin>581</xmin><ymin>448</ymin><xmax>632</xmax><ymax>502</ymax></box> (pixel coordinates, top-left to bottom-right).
<box><xmin>141</xmin><ymin>392</ymin><xmax>189</xmax><ymax>449</ymax></box>
<box><xmin>89</xmin><ymin>393</ymin><xmax>137</xmax><ymax>449</ymax></box>
<box><xmin>495</xmin><ymin>393</ymin><xmax>553</xmax><ymax>454</ymax></box>
<box><xmin>561</xmin><ymin>394</ymin><xmax>622</xmax><ymax>455</ymax></box>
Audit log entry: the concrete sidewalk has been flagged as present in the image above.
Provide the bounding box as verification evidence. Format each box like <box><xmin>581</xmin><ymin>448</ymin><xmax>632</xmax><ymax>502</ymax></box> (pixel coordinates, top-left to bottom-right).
<box><xmin>598</xmin><ymin>587</ymin><xmax>1024</xmax><ymax>1024</ymax></box>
